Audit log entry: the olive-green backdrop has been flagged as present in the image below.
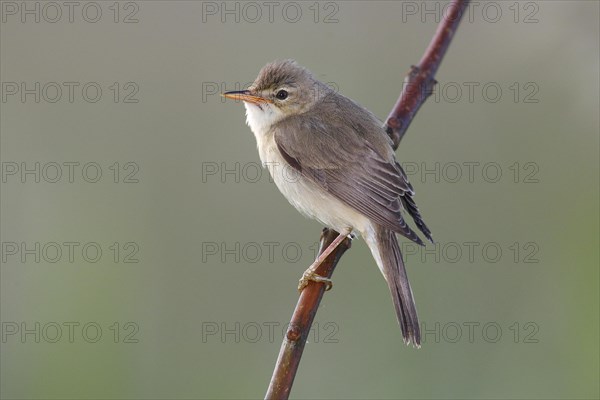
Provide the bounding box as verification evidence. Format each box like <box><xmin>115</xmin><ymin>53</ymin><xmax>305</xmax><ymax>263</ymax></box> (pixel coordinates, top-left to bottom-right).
<box><xmin>1</xmin><ymin>1</ymin><xmax>598</xmax><ymax>399</ymax></box>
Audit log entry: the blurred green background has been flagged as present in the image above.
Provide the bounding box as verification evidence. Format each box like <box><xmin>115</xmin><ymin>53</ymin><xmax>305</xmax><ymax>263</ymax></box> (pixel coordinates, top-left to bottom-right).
<box><xmin>1</xmin><ymin>1</ymin><xmax>598</xmax><ymax>399</ymax></box>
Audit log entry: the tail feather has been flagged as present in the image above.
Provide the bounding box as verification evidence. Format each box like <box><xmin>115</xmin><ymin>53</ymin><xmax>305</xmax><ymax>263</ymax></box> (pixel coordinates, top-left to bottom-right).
<box><xmin>365</xmin><ymin>225</ymin><xmax>421</xmax><ymax>346</ymax></box>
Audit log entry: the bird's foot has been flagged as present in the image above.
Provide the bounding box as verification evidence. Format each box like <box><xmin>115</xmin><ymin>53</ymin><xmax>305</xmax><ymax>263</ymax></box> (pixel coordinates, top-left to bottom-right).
<box><xmin>296</xmin><ymin>229</ymin><xmax>351</xmax><ymax>292</ymax></box>
<box><xmin>298</xmin><ymin>270</ymin><xmax>333</xmax><ymax>292</ymax></box>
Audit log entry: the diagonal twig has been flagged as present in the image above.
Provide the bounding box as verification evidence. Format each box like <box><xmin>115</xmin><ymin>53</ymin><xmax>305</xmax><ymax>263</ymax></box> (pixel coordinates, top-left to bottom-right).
<box><xmin>265</xmin><ymin>1</ymin><xmax>470</xmax><ymax>398</ymax></box>
<box><xmin>265</xmin><ymin>229</ymin><xmax>351</xmax><ymax>399</ymax></box>
<box><xmin>385</xmin><ymin>0</ymin><xmax>470</xmax><ymax>150</ymax></box>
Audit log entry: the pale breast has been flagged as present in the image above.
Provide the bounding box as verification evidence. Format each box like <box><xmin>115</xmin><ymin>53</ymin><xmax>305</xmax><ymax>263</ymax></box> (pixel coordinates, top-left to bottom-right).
<box><xmin>258</xmin><ymin>134</ymin><xmax>370</xmax><ymax>236</ymax></box>
<box><xmin>244</xmin><ymin>101</ymin><xmax>370</xmax><ymax>236</ymax></box>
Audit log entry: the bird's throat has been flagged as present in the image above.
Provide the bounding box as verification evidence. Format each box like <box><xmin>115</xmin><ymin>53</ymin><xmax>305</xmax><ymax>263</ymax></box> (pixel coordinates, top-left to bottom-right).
<box><xmin>244</xmin><ymin>102</ymin><xmax>283</xmax><ymax>140</ymax></box>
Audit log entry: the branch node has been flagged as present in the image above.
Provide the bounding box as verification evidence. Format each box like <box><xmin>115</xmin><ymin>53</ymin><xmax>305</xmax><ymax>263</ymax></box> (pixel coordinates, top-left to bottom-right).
<box><xmin>286</xmin><ymin>325</ymin><xmax>302</xmax><ymax>342</ymax></box>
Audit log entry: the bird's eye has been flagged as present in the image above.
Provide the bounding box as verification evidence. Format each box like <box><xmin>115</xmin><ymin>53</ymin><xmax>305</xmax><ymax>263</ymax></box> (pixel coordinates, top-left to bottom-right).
<box><xmin>275</xmin><ymin>90</ymin><xmax>288</xmax><ymax>100</ymax></box>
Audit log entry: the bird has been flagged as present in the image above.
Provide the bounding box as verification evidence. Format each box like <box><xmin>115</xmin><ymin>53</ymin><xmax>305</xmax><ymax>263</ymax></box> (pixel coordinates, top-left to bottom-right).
<box><xmin>222</xmin><ymin>59</ymin><xmax>433</xmax><ymax>346</ymax></box>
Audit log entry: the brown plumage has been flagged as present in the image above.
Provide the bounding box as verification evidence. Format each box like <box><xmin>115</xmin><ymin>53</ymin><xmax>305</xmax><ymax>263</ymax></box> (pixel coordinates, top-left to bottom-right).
<box><xmin>224</xmin><ymin>60</ymin><xmax>433</xmax><ymax>346</ymax></box>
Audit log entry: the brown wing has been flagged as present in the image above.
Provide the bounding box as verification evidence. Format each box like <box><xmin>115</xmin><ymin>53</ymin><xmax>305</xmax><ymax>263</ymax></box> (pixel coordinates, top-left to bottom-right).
<box><xmin>272</xmin><ymin>95</ymin><xmax>432</xmax><ymax>245</ymax></box>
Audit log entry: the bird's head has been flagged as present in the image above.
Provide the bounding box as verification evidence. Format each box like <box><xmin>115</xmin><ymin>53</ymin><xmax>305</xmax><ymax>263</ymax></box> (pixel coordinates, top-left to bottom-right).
<box><xmin>222</xmin><ymin>60</ymin><xmax>331</xmax><ymax>134</ymax></box>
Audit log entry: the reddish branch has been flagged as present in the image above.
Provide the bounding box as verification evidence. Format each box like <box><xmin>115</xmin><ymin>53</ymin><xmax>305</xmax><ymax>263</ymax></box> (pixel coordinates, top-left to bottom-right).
<box><xmin>385</xmin><ymin>0</ymin><xmax>470</xmax><ymax>150</ymax></box>
<box><xmin>265</xmin><ymin>1</ymin><xmax>469</xmax><ymax>398</ymax></box>
<box><xmin>265</xmin><ymin>229</ymin><xmax>351</xmax><ymax>399</ymax></box>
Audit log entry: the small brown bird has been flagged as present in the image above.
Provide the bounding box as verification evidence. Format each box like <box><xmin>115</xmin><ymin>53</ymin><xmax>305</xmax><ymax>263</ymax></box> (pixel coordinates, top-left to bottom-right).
<box><xmin>222</xmin><ymin>60</ymin><xmax>433</xmax><ymax>346</ymax></box>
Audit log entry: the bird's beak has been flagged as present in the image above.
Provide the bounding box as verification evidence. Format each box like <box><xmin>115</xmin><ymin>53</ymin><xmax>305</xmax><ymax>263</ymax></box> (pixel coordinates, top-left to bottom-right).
<box><xmin>221</xmin><ymin>90</ymin><xmax>272</xmax><ymax>105</ymax></box>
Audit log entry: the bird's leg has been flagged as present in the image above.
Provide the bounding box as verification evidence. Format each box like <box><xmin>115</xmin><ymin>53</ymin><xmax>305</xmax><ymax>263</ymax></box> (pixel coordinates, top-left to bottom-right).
<box><xmin>298</xmin><ymin>229</ymin><xmax>352</xmax><ymax>292</ymax></box>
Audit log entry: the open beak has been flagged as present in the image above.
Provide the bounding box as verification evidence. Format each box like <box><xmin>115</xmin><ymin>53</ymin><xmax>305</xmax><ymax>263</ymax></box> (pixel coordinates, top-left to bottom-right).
<box><xmin>221</xmin><ymin>90</ymin><xmax>272</xmax><ymax>105</ymax></box>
